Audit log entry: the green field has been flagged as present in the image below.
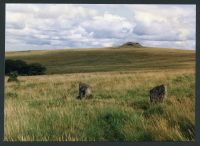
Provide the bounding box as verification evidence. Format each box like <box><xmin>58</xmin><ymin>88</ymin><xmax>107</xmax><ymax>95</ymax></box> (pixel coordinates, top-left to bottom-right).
<box><xmin>4</xmin><ymin>46</ymin><xmax>195</xmax><ymax>141</ymax></box>
<box><xmin>6</xmin><ymin>46</ymin><xmax>195</xmax><ymax>74</ymax></box>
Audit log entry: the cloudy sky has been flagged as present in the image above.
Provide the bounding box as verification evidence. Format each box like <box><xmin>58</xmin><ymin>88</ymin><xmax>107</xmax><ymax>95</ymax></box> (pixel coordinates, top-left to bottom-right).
<box><xmin>6</xmin><ymin>4</ymin><xmax>196</xmax><ymax>51</ymax></box>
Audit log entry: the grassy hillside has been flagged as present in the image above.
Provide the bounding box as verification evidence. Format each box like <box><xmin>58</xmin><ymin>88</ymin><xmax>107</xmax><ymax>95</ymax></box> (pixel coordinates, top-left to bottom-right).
<box><xmin>4</xmin><ymin>70</ymin><xmax>195</xmax><ymax>141</ymax></box>
<box><xmin>4</xmin><ymin>46</ymin><xmax>195</xmax><ymax>141</ymax></box>
<box><xmin>6</xmin><ymin>47</ymin><xmax>195</xmax><ymax>74</ymax></box>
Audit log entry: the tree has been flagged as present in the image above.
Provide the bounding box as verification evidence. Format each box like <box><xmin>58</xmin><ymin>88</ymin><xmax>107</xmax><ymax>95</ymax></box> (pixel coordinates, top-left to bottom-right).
<box><xmin>27</xmin><ymin>63</ymin><xmax>46</xmax><ymax>75</ymax></box>
<box><xmin>5</xmin><ymin>59</ymin><xmax>46</xmax><ymax>76</ymax></box>
<box><xmin>5</xmin><ymin>59</ymin><xmax>28</xmax><ymax>75</ymax></box>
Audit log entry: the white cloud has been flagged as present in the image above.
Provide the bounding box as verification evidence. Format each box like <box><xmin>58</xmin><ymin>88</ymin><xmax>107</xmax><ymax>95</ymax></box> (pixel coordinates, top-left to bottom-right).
<box><xmin>129</xmin><ymin>4</ymin><xmax>196</xmax><ymax>46</ymax></box>
<box><xmin>142</xmin><ymin>40</ymin><xmax>195</xmax><ymax>50</ymax></box>
<box><xmin>81</xmin><ymin>13</ymin><xmax>134</xmax><ymax>39</ymax></box>
<box><xmin>5</xmin><ymin>4</ymin><xmax>196</xmax><ymax>51</ymax></box>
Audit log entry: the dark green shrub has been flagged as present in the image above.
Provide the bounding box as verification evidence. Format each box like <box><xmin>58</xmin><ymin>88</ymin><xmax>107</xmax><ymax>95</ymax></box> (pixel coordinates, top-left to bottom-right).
<box><xmin>7</xmin><ymin>71</ymin><xmax>18</xmax><ymax>82</ymax></box>
<box><xmin>27</xmin><ymin>63</ymin><xmax>46</xmax><ymax>75</ymax></box>
<box><xmin>5</xmin><ymin>59</ymin><xmax>28</xmax><ymax>75</ymax></box>
<box><xmin>5</xmin><ymin>59</ymin><xmax>46</xmax><ymax>76</ymax></box>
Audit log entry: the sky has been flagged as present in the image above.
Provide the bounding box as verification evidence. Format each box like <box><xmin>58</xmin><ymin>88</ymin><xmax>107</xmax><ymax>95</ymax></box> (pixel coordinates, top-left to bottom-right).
<box><xmin>5</xmin><ymin>4</ymin><xmax>196</xmax><ymax>51</ymax></box>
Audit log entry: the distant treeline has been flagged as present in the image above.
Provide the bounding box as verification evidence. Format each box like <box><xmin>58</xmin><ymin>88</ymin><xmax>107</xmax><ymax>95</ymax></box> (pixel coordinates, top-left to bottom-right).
<box><xmin>5</xmin><ymin>59</ymin><xmax>46</xmax><ymax>76</ymax></box>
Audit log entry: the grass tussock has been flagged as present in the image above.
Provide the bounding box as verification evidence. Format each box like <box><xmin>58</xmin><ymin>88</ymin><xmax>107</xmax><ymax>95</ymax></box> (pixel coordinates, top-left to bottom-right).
<box><xmin>4</xmin><ymin>69</ymin><xmax>195</xmax><ymax>141</ymax></box>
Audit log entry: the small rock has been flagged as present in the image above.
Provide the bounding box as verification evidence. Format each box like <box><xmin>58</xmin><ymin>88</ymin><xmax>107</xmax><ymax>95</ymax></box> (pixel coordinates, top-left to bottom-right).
<box><xmin>149</xmin><ymin>84</ymin><xmax>167</xmax><ymax>103</ymax></box>
<box><xmin>77</xmin><ymin>82</ymin><xmax>92</xmax><ymax>99</ymax></box>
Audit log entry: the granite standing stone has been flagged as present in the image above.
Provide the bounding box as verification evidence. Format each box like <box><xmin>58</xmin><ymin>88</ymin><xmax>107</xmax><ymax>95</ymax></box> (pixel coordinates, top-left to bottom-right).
<box><xmin>150</xmin><ymin>84</ymin><xmax>167</xmax><ymax>103</ymax></box>
<box><xmin>77</xmin><ymin>82</ymin><xmax>92</xmax><ymax>99</ymax></box>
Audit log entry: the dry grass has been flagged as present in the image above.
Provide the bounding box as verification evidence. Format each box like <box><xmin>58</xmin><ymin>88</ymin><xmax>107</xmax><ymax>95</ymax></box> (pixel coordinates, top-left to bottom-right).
<box><xmin>6</xmin><ymin>47</ymin><xmax>195</xmax><ymax>74</ymax></box>
<box><xmin>4</xmin><ymin>69</ymin><xmax>195</xmax><ymax>141</ymax></box>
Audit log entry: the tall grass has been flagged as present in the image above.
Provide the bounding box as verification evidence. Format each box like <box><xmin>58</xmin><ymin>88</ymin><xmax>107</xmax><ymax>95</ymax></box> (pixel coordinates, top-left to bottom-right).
<box><xmin>4</xmin><ymin>69</ymin><xmax>195</xmax><ymax>141</ymax></box>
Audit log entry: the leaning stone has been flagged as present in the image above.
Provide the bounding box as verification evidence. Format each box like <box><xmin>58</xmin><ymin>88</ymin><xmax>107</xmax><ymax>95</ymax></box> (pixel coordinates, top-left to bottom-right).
<box><xmin>149</xmin><ymin>84</ymin><xmax>167</xmax><ymax>103</ymax></box>
<box><xmin>77</xmin><ymin>82</ymin><xmax>92</xmax><ymax>99</ymax></box>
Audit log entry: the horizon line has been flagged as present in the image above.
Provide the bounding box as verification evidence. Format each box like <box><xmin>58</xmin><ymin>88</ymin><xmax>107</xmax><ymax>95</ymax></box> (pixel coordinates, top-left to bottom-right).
<box><xmin>5</xmin><ymin>46</ymin><xmax>195</xmax><ymax>53</ymax></box>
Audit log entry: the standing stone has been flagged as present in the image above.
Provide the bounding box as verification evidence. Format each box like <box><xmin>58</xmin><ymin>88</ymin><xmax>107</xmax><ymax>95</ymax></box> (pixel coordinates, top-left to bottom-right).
<box><xmin>77</xmin><ymin>82</ymin><xmax>92</xmax><ymax>99</ymax></box>
<box><xmin>149</xmin><ymin>84</ymin><xmax>167</xmax><ymax>103</ymax></box>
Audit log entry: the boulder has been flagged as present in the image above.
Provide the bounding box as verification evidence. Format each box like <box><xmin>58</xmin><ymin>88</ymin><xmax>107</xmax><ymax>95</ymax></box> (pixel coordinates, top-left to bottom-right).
<box><xmin>149</xmin><ymin>84</ymin><xmax>167</xmax><ymax>103</ymax></box>
<box><xmin>77</xmin><ymin>82</ymin><xmax>92</xmax><ymax>99</ymax></box>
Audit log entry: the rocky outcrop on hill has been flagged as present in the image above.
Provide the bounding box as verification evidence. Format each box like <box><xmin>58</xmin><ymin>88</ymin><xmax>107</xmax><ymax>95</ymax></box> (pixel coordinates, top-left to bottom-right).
<box><xmin>120</xmin><ymin>42</ymin><xmax>143</xmax><ymax>48</ymax></box>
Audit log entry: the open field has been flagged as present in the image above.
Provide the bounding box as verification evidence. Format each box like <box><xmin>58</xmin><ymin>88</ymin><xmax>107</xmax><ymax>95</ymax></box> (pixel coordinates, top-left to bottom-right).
<box><xmin>5</xmin><ymin>47</ymin><xmax>195</xmax><ymax>141</ymax></box>
<box><xmin>6</xmin><ymin>47</ymin><xmax>195</xmax><ymax>74</ymax></box>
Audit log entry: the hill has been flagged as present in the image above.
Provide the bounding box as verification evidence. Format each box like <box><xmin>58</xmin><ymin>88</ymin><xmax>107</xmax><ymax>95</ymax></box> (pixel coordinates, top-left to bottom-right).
<box><xmin>5</xmin><ymin>46</ymin><xmax>195</xmax><ymax>75</ymax></box>
<box><xmin>4</xmin><ymin>46</ymin><xmax>195</xmax><ymax>141</ymax></box>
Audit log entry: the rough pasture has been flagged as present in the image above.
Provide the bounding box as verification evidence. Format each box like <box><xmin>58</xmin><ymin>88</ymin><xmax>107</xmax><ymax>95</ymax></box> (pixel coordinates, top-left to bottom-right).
<box><xmin>5</xmin><ymin>47</ymin><xmax>195</xmax><ymax>141</ymax></box>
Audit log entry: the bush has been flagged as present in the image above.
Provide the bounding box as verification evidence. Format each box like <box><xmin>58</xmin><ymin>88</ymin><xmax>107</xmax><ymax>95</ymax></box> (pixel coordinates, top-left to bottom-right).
<box><xmin>7</xmin><ymin>71</ymin><xmax>18</xmax><ymax>82</ymax></box>
<box><xmin>5</xmin><ymin>59</ymin><xmax>46</xmax><ymax>76</ymax></box>
<box><xmin>5</xmin><ymin>59</ymin><xmax>28</xmax><ymax>75</ymax></box>
<box><xmin>27</xmin><ymin>63</ymin><xmax>46</xmax><ymax>75</ymax></box>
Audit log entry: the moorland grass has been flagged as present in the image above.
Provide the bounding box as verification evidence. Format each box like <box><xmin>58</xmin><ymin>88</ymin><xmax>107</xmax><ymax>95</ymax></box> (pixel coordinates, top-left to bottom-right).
<box><xmin>6</xmin><ymin>47</ymin><xmax>195</xmax><ymax>74</ymax></box>
<box><xmin>4</xmin><ymin>47</ymin><xmax>195</xmax><ymax>141</ymax></box>
<box><xmin>4</xmin><ymin>69</ymin><xmax>195</xmax><ymax>141</ymax></box>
